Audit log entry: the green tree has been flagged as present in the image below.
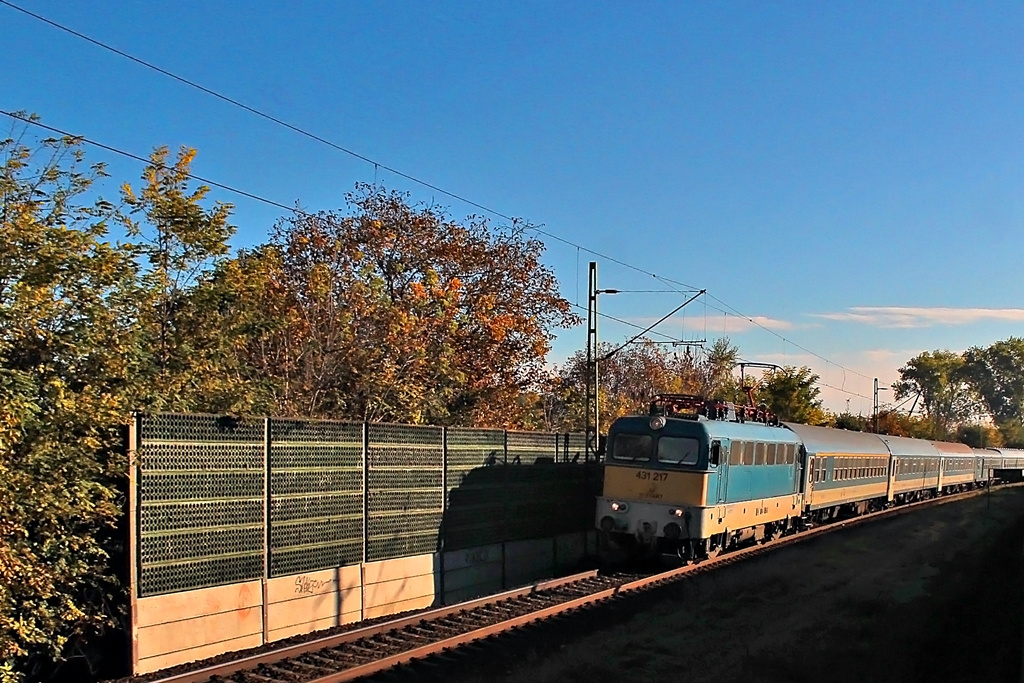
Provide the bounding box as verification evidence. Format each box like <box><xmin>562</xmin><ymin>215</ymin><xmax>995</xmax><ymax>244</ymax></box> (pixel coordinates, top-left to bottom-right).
<box><xmin>955</xmin><ymin>423</ymin><xmax>1003</xmax><ymax>448</ymax></box>
<box><xmin>832</xmin><ymin>412</ymin><xmax>867</xmax><ymax>431</ymax></box>
<box><xmin>0</xmin><ymin>121</ymin><xmax>140</xmax><ymax>682</ymax></box>
<box><xmin>962</xmin><ymin>338</ymin><xmax>1024</xmax><ymax>427</ymax></box>
<box><xmin>892</xmin><ymin>350</ymin><xmax>978</xmax><ymax>438</ymax></box>
<box><xmin>695</xmin><ymin>338</ymin><xmax>741</xmax><ymax>401</ymax></box>
<box><xmin>755</xmin><ymin>366</ymin><xmax>826</xmax><ymax>424</ymax></box>
<box><xmin>119</xmin><ymin>147</ymin><xmax>241</xmax><ymax>412</ymax></box>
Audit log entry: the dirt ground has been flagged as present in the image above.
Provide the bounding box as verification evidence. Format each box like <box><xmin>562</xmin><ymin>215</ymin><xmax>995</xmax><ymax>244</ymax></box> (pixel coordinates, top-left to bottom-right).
<box><xmin>396</xmin><ymin>488</ymin><xmax>1024</xmax><ymax>683</ymax></box>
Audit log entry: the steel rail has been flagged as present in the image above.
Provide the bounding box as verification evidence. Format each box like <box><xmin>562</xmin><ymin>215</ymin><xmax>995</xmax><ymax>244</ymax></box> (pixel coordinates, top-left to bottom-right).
<box><xmin>150</xmin><ymin>570</ymin><xmax>600</xmax><ymax>683</ymax></box>
<box><xmin>148</xmin><ymin>482</ymin><xmax>1022</xmax><ymax>683</ymax></box>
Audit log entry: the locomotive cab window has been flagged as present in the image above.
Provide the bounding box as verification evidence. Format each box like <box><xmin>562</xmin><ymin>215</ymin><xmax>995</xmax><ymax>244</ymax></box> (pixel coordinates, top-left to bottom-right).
<box><xmin>657</xmin><ymin>436</ymin><xmax>700</xmax><ymax>466</ymax></box>
<box><xmin>610</xmin><ymin>434</ymin><xmax>653</xmax><ymax>462</ymax></box>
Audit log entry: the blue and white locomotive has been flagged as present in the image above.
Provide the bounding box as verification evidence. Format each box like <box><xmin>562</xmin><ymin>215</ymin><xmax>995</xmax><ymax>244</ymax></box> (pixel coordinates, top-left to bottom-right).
<box><xmin>595</xmin><ymin>394</ymin><xmax>1024</xmax><ymax>560</ymax></box>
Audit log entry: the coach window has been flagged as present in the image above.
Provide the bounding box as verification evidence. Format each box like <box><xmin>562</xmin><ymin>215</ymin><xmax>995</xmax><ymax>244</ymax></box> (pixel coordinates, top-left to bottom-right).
<box><xmin>610</xmin><ymin>434</ymin><xmax>653</xmax><ymax>462</ymax></box>
<box><xmin>657</xmin><ymin>436</ymin><xmax>700</xmax><ymax>466</ymax></box>
<box><xmin>743</xmin><ymin>442</ymin><xmax>755</xmax><ymax>466</ymax></box>
<box><xmin>755</xmin><ymin>443</ymin><xmax>766</xmax><ymax>465</ymax></box>
<box><xmin>730</xmin><ymin>441</ymin><xmax>744</xmax><ymax>465</ymax></box>
<box><xmin>766</xmin><ymin>443</ymin><xmax>777</xmax><ymax>465</ymax></box>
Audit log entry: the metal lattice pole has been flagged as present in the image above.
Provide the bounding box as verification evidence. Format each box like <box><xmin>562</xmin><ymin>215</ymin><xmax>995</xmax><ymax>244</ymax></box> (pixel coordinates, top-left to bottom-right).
<box><xmin>585</xmin><ymin>262</ymin><xmax>599</xmax><ymax>460</ymax></box>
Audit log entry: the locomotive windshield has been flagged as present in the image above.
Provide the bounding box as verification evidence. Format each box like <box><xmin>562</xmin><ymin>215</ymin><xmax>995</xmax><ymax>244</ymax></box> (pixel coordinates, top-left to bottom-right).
<box><xmin>657</xmin><ymin>436</ymin><xmax>700</xmax><ymax>465</ymax></box>
<box><xmin>610</xmin><ymin>433</ymin><xmax>653</xmax><ymax>462</ymax></box>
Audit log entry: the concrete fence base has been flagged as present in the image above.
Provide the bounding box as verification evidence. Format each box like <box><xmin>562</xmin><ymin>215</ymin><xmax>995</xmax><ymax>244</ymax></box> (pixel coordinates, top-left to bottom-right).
<box><xmin>132</xmin><ymin>530</ymin><xmax>596</xmax><ymax>675</ymax></box>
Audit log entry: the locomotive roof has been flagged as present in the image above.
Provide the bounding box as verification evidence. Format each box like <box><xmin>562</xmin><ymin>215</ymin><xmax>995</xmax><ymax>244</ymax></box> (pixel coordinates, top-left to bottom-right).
<box><xmin>782</xmin><ymin>422</ymin><xmax>889</xmax><ymax>456</ymax></box>
<box><xmin>698</xmin><ymin>419</ymin><xmax>803</xmax><ymax>443</ymax></box>
<box><xmin>611</xmin><ymin>415</ymin><xmax>802</xmax><ymax>444</ymax></box>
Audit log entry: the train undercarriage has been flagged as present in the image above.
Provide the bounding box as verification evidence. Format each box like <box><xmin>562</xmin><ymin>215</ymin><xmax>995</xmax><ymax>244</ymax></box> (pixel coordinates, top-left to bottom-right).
<box><xmin>602</xmin><ymin>481</ymin><xmax>987</xmax><ymax>565</ymax></box>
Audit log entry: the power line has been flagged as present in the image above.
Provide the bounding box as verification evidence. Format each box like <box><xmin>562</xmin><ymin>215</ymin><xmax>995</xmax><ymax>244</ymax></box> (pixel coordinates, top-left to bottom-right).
<box><xmin>0</xmin><ymin>0</ymin><xmax>701</xmax><ymax>290</ymax></box>
<box><xmin>569</xmin><ymin>302</ymin><xmax>678</xmax><ymax>342</ymax></box>
<box><xmin>704</xmin><ymin>292</ymin><xmax>874</xmax><ymax>382</ymax></box>
<box><xmin>1</xmin><ymin>110</ymin><xmax>305</xmax><ymax>218</ymax></box>
<box><xmin>0</xmin><ymin>0</ymin><xmax>883</xmax><ymax>385</ymax></box>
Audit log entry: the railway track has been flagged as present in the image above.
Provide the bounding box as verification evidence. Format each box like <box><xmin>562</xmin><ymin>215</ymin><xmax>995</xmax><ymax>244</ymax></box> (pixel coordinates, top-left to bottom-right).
<box><xmin>146</xmin><ymin>484</ymin><xmax>1015</xmax><ymax>683</ymax></box>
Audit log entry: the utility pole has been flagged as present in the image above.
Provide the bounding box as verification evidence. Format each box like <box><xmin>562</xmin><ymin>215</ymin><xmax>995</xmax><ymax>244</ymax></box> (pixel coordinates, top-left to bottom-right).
<box><xmin>872</xmin><ymin>378</ymin><xmax>888</xmax><ymax>433</ymax></box>
<box><xmin>585</xmin><ymin>262</ymin><xmax>599</xmax><ymax>460</ymax></box>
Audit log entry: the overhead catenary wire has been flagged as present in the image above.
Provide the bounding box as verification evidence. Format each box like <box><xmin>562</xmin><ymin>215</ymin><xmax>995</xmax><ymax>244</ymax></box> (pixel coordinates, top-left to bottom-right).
<box><xmin>0</xmin><ymin>0</ymin><xmax>885</xmax><ymax>388</ymax></box>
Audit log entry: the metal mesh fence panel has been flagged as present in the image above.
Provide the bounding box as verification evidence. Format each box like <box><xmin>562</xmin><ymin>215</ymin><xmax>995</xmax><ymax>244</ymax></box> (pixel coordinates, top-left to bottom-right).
<box><xmin>564</xmin><ymin>433</ymin><xmax>588</xmax><ymax>463</ymax></box>
<box><xmin>269</xmin><ymin>419</ymin><xmax>364</xmax><ymax>577</ymax></box>
<box><xmin>444</xmin><ymin>429</ymin><xmax>506</xmax><ymax>550</ymax></box>
<box><xmin>366</xmin><ymin>424</ymin><xmax>443</xmax><ymax>562</ymax></box>
<box><xmin>505</xmin><ymin>430</ymin><xmax>558</xmax><ymax>465</ymax></box>
<box><xmin>137</xmin><ymin>414</ymin><xmax>265</xmax><ymax>597</ymax></box>
<box><xmin>135</xmin><ymin>414</ymin><xmax>593</xmax><ymax>596</ymax></box>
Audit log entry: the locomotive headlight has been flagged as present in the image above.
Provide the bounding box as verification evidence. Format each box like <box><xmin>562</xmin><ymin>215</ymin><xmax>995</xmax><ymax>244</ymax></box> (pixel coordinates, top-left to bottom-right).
<box><xmin>671</xmin><ymin>508</ymin><xmax>684</xmax><ymax>517</ymax></box>
<box><xmin>650</xmin><ymin>416</ymin><xmax>667</xmax><ymax>430</ymax></box>
<box><xmin>610</xmin><ymin>501</ymin><xmax>629</xmax><ymax>513</ymax></box>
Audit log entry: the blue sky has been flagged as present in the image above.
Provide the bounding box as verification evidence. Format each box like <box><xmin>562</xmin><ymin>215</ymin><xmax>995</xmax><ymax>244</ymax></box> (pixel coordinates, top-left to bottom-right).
<box><xmin>4</xmin><ymin>1</ymin><xmax>1024</xmax><ymax>414</ymax></box>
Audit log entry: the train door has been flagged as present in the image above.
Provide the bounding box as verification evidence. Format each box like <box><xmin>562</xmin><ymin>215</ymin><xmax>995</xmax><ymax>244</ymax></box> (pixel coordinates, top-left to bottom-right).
<box><xmin>713</xmin><ymin>439</ymin><xmax>727</xmax><ymax>504</ymax></box>
<box><xmin>795</xmin><ymin>445</ymin><xmax>806</xmax><ymax>495</ymax></box>
<box><xmin>886</xmin><ymin>457</ymin><xmax>897</xmax><ymax>502</ymax></box>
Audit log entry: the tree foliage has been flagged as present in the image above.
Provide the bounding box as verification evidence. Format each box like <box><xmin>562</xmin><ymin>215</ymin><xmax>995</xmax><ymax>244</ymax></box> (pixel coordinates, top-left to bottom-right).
<box><xmin>755</xmin><ymin>366</ymin><xmax>826</xmax><ymax>424</ymax></box>
<box><xmin>119</xmin><ymin>146</ymin><xmax>238</xmax><ymax>412</ymax></box>
<box><xmin>225</xmin><ymin>185</ymin><xmax>576</xmax><ymax>425</ymax></box>
<box><xmin>0</xmin><ymin>121</ymin><xmax>577</xmax><ymax>681</ymax></box>
<box><xmin>544</xmin><ymin>338</ymin><xmax>742</xmax><ymax>432</ymax></box>
<box><xmin>885</xmin><ymin>341</ymin><xmax>1024</xmax><ymax>443</ymax></box>
<box><xmin>893</xmin><ymin>350</ymin><xmax>979</xmax><ymax>435</ymax></box>
<box><xmin>962</xmin><ymin>338</ymin><xmax>1024</xmax><ymax>426</ymax></box>
<box><xmin>0</xmin><ymin>123</ymin><xmax>138</xmax><ymax>683</ymax></box>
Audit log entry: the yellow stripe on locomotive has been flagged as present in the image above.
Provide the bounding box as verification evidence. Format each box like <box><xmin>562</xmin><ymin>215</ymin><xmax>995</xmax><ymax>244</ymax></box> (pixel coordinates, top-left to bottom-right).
<box><xmin>603</xmin><ymin>465</ymin><xmax>708</xmax><ymax>506</ymax></box>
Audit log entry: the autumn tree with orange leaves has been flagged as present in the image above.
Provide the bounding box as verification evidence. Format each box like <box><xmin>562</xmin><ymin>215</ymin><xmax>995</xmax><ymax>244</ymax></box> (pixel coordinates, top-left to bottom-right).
<box><xmin>227</xmin><ymin>184</ymin><xmax>577</xmax><ymax>426</ymax></box>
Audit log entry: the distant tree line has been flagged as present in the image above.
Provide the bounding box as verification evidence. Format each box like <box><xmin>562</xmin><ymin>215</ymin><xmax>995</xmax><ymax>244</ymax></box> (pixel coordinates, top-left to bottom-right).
<box><xmin>556</xmin><ymin>336</ymin><xmax>1024</xmax><ymax>447</ymax></box>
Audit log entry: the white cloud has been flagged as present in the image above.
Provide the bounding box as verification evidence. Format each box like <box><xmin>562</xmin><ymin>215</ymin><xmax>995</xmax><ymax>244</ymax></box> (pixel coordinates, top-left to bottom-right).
<box><xmin>814</xmin><ymin>306</ymin><xmax>1024</xmax><ymax>328</ymax></box>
